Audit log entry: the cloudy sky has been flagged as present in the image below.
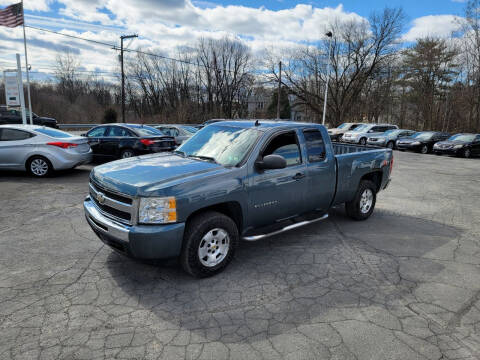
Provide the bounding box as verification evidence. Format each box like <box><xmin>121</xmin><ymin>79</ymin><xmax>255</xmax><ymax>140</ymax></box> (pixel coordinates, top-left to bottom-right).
<box><xmin>0</xmin><ymin>0</ymin><xmax>468</xmax><ymax>81</ymax></box>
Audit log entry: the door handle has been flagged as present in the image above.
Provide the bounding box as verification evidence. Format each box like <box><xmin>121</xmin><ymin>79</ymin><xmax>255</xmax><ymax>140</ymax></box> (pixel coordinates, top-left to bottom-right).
<box><xmin>293</xmin><ymin>173</ymin><xmax>305</xmax><ymax>180</ymax></box>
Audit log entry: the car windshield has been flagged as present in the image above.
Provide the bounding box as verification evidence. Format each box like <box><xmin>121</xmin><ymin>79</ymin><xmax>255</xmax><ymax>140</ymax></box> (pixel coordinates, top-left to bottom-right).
<box><xmin>337</xmin><ymin>123</ymin><xmax>349</xmax><ymax>129</ymax></box>
<box><xmin>129</xmin><ymin>125</ymin><xmax>164</xmax><ymax>136</ymax></box>
<box><xmin>352</xmin><ymin>124</ymin><xmax>370</xmax><ymax>132</ymax></box>
<box><xmin>448</xmin><ymin>134</ymin><xmax>476</xmax><ymax>142</ymax></box>
<box><xmin>180</xmin><ymin>125</ymin><xmax>198</xmax><ymax>134</ymax></box>
<box><xmin>411</xmin><ymin>132</ymin><xmax>434</xmax><ymax>140</ymax></box>
<box><xmin>34</xmin><ymin>128</ymin><xmax>74</xmax><ymax>138</ymax></box>
<box><xmin>384</xmin><ymin>129</ymin><xmax>400</xmax><ymax>136</ymax></box>
<box><xmin>176</xmin><ymin>125</ymin><xmax>262</xmax><ymax>167</ymax></box>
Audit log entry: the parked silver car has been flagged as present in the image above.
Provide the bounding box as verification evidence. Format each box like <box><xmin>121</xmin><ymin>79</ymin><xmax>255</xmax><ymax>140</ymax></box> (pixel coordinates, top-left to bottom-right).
<box><xmin>328</xmin><ymin>122</ymin><xmax>364</xmax><ymax>141</ymax></box>
<box><xmin>367</xmin><ymin>129</ymin><xmax>416</xmax><ymax>149</ymax></box>
<box><xmin>0</xmin><ymin>125</ymin><xmax>92</xmax><ymax>177</ymax></box>
<box><xmin>155</xmin><ymin>124</ymin><xmax>198</xmax><ymax>145</ymax></box>
<box><xmin>342</xmin><ymin>124</ymin><xmax>398</xmax><ymax>145</ymax></box>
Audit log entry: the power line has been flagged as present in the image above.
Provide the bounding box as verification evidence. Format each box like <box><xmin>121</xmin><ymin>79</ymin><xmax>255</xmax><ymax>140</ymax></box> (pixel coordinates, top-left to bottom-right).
<box><xmin>24</xmin><ymin>25</ymin><xmax>253</xmax><ymax>74</ymax></box>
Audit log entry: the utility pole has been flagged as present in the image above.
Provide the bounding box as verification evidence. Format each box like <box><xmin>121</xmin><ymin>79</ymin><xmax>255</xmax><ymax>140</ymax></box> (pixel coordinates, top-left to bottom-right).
<box><xmin>322</xmin><ymin>31</ymin><xmax>333</xmax><ymax>126</ymax></box>
<box><xmin>276</xmin><ymin>61</ymin><xmax>282</xmax><ymax>119</ymax></box>
<box><xmin>120</xmin><ymin>34</ymin><xmax>138</xmax><ymax>123</ymax></box>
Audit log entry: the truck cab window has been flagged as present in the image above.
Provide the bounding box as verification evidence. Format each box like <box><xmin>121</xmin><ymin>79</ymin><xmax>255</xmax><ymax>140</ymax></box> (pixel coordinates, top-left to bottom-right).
<box><xmin>262</xmin><ymin>131</ymin><xmax>301</xmax><ymax>166</ymax></box>
<box><xmin>303</xmin><ymin>130</ymin><xmax>326</xmax><ymax>162</ymax></box>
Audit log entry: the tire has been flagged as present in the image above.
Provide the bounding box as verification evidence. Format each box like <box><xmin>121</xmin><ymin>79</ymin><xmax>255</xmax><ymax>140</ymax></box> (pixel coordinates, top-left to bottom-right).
<box><xmin>463</xmin><ymin>148</ymin><xmax>471</xmax><ymax>158</ymax></box>
<box><xmin>420</xmin><ymin>145</ymin><xmax>429</xmax><ymax>154</ymax></box>
<box><xmin>180</xmin><ymin>211</ymin><xmax>239</xmax><ymax>278</ymax></box>
<box><xmin>359</xmin><ymin>138</ymin><xmax>367</xmax><ymax>146</ymax></box>
<box><xmin>27</xmin><ymin>156</ymin><xmax>52</xmax><ymax>177</ymax></box>
<box><xmin>120</xmin><ymin>149</ymin><xmax>135</xmax><ymax>159</ymax></box>
<box><xmin>386</xmin><ymin>141</ymin><xmax>395</xmax><ymax>149</ymax></box>
<box><xmin>345</xmin><ymin>180</ymin><xmax>377</xmax><ymax>221</ymax></box>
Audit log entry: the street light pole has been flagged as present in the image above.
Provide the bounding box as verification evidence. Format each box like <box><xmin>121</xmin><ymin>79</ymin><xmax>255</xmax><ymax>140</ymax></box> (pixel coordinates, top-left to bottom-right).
<box><xmin>120</xmin><ymin>34</ymin><xmax>137</xmax><ymax>123</ymax></box>
<box><xmin>322</xmin><ymin>31</ymin><xmax>333</xmax><ymax>126</ymax></box>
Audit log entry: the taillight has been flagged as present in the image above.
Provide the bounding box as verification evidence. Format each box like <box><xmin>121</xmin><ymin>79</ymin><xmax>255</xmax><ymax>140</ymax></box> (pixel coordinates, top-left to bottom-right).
<box><xmin>47</xmin><ymin>142</ymin><xmax>78</xmax><ymax>149</ymax></box>
<box><xmin>389</xmin><ymin>155</ymin><xmax>394</xmax><ymax>175</ymax></box>
<box><xmin>140</xmin><ymin>139</ymin><xmax>155</xmax><ymax>146</ymax></box>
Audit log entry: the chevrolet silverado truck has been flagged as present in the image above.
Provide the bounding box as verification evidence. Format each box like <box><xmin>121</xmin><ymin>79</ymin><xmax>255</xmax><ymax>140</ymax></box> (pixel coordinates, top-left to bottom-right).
<box><xmin>84</xmin><ymin>121</ymin><xmax>393</xmax><ymax>277</ymax></box>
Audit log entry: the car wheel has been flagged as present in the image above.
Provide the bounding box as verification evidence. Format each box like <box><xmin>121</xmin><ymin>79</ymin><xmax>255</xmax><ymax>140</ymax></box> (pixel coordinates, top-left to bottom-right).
<box><xmin>27</xmin><ymin>156</ymin><xmax>52</xmax><ymax>177</ymax></box>
<box><xmin>120</xmin><ymin>149</ymin><xmax>135</xmax><ymax>159</ymax></box>
<box><xmin>345</xmin><ymin>180</ymin><xmax>377</xmax><ymax>221</ymax></box>
<box><xmin>386</xmin><ymin>141</ymin><xmax>395</xmax><ymax>149</ymax></box>
<box><xmin>421</xmin><ymin>145</ymin><xmax>429</xmax><ymax>154</ymax></box>
<box><xmin>359</xmin><ymin>138</ymin><xmax>367</xmax><ymax>146</ymax></box>
<box><xmin>180</xmin><ymin>211</ymin><xmax>239</xmax><ymax>278</ymax></box>
<box><xmin>463</xmin><ymin>148</ymin><xmax>471</xmax><ymax>158</ymax></box>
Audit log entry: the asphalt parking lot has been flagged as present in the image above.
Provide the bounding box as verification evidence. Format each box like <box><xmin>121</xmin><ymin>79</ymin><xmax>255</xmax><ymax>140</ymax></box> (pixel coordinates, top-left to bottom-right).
<box><xmin>1</xmin><ymin>151</ymin><xmax>480</xmax><ymax>360</ymax></box>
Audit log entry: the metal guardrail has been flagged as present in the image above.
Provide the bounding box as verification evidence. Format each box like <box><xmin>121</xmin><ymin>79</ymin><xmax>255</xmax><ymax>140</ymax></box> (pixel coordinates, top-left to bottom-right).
<box><xmin>58</xmin><ymin>124</ymin><xmax>97</xmax><ymax>130</ymax></box>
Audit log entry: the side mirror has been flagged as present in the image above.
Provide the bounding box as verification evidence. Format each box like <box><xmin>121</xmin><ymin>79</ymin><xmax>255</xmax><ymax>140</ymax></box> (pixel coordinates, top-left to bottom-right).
<box><xmin>255</xmin><ymin>154</ymin><xmax>287</xmax><ymax>170</ymax></box>
<box><xmin>368</xmin><ymin>130</ymin><xmax>374</xmax><ymax>133</ymax></box>
<box><xmin>81</xmin><ymin>133</ymin><xmax>87</xmax><ymax>137</ymax></box>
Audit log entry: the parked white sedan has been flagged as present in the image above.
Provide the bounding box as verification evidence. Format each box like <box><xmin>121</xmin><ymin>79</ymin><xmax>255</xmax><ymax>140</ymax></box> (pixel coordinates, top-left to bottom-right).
<box><xmin>0</xmin><ymin>125</ymin><xmax>92</xmax><ymax>177</ymax></box>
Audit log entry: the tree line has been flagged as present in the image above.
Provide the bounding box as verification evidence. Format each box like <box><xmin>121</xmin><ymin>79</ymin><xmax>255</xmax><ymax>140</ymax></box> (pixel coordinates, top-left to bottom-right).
<box><xmin>1</xmin><ymin>0</ymin><xmax>479</xmax><ymax>133</ymax></box>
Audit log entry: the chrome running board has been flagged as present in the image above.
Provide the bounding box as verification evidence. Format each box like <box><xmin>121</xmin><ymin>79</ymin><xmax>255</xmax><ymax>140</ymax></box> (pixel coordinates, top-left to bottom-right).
<box><xmin>242</xmin><ymin>213</ymin><xmax>329</xmax><ymax>242</ymax></box>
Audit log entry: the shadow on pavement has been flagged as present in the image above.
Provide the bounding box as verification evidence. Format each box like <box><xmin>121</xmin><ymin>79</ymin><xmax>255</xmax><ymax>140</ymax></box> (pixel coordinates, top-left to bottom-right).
<box><xmin>105</xmin><ymin>208</ymin><xmax>461</xmax><ymax>343</ymax></box>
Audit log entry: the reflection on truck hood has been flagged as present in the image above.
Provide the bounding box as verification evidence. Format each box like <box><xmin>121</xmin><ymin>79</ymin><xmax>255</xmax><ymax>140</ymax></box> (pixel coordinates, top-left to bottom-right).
<box><xmin>91</xmin><ymin>153</ymin><xmax>227</xmax><ymax>196</ymax></box>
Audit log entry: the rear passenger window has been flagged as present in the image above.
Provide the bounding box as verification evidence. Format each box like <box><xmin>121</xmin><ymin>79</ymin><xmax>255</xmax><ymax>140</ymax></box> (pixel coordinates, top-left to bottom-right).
<box><xmin>262</xmin><ymin>131</ymin><xmax>302</xmax><ymax>166</ymax></box>
<box><xmin>303</xmin><ymin>130</ymin><xmax>326</xmax><ymax>162</ymax></box>
<box><xmin>0</xmin><ymin>128</ymin><xmax>32</xmax><ymax>141</ymax></box>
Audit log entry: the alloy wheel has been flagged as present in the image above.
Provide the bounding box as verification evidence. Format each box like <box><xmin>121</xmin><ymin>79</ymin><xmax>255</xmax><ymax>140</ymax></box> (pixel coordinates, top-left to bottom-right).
<box><xmin>197</xmin><ymin>228</ymin><xmax>230</xmax><ymax>267</ymax></box>
<box><xmin>359</xmin><ymin>189</ymin><xmax>374</xmax><ymax>214</ymax></box>
<box><xmin>30</xmin><ymin>159</ymin><xmax>49</xmax><ymax>176</ymax></box>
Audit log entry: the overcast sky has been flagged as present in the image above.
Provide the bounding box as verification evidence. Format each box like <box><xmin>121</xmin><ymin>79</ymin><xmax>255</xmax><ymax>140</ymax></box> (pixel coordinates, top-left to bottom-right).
<box><xmin>0</xmin><ymin>0</ymin><xmax>468</xmax><ymax>81</ymax></box>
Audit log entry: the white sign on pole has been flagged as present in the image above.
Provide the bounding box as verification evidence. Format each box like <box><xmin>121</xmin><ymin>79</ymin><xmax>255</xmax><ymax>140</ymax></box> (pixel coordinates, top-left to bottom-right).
<box><xmin>3</xmin><ymin>71</ymin><xmax>21</xmax><ymax>107</ymax></box>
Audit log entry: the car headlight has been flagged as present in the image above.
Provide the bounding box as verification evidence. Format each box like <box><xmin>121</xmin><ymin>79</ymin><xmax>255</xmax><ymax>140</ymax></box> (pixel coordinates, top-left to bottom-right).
<box><xmin>453</xmin><ymin>144</ymin><xmax>464</xmax><ymax>149</ymax></box>
<box><xmin>411</xmin><ymin>141</ymin><xmax>420</xmax><ymax>145</ymax></box>
<box><xmin>139</xmin><ymin>197</ymin><xmax>177</xmax><ymax>224</ymax></box>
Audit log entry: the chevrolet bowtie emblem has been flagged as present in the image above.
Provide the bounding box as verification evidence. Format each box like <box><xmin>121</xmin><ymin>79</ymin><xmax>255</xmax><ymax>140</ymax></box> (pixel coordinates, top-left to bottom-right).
<box><xmin>96</xmin><ymin>192</ymin><xmax>106</xmax><ymax>204</ymax></box>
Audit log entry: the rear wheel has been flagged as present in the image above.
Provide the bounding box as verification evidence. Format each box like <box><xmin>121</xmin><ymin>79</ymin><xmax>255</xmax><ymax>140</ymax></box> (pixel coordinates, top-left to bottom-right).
<box><xmin>345</xmin><ymin>180</ymin><xmax>377</xmax><ymax>221</ymax></box>
<box><xmin>180</xmin><ymin>211</ymin><xmax>239</xmax><ymax>277</ymax></box>
<box><xmin>27</xmin><ymin>156</ymin><xmax>52</xmax><ymax>177</ymax></box>
<box><xmin>120</xmin><ymin>149</ymin><xmax>135</xmax><ymax>159</ymax></box>
<box><xmin>359</xmin><ymin>138</ymin><xmax>367</xmax><ymax>146</ymax></box>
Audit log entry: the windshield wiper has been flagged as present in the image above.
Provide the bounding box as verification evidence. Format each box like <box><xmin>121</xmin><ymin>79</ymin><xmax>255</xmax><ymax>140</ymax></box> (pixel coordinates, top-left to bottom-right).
<box><xmin>188</xmin><ymin>155</ymin><xmax>219</xmax><ymax>164</ymax></box>
<box><xmin>173</xmin><ymin>150</ymin><xmax>186</xmax><ymax>157</ymax></box>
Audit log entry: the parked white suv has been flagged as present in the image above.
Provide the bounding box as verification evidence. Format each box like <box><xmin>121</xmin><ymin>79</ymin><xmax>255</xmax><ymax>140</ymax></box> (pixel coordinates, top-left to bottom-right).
<box><xmin>342</xmin><ymin>124</ymin><xmax>398</xmax><ymax>145</ymax></box>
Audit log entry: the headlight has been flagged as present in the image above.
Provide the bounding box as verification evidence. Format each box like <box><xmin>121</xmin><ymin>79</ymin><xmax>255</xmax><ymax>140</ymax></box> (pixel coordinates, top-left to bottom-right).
<box><xmin>139</xmin><ymin>197</ymin><xmax>177</xmax><ymax>224</ymax></box>
<box><xmin>411</xmin><ymin>141</ymin><xmax>421</xmax><ymax>145</ymax></box>
<box><xmin>453</xmin><ymin>144</ymin><xmax>464</xmax><ymax>149</ymax></box>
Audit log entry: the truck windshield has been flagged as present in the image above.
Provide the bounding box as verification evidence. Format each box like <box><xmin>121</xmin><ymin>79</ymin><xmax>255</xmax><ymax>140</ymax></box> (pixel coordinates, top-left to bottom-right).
<box><xmin>176</xmin><ymin>125</ymin><xmax>262</xmax><ymax>167</ymax></box>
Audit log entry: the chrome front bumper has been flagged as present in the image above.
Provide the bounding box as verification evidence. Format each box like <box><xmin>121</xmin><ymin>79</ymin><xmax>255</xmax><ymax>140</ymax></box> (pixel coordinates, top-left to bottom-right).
<box><xmin>84</xmin><ymin>196</ymin><xmax>186</xmax><ymax>259</ymax></box>
<box><xmin>84</xmin><ymin>195</ymin><xmax>130</xmax><ymax>242</ymax></box>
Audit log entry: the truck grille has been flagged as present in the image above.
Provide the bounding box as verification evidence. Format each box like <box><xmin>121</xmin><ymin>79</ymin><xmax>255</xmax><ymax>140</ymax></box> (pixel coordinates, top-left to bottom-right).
<box><xmin>89</xmin><ymin>180</ymin><xmax>135</xmax><ymax>225</ymax></box>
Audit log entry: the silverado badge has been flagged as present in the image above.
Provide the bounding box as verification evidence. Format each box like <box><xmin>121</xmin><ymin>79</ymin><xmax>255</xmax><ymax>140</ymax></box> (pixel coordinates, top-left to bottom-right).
<box><xmin>96</xmin><ymin>192</ymin><xmax>106</xmax><ymax>205</ymax></box>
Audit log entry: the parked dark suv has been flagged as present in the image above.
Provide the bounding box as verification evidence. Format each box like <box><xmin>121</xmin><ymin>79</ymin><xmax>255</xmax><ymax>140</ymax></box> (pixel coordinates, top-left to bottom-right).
<box><xmin>84</xmin><ymin>123</ymin><xmax>176</xmax><ymax>160</ymax></box>
<box><xmin>396</xmin><ymin>131</ymin><xmax>450</xmax><ymax>154</ymax></box>
<box><xmin>0</xmin><ymin>106</ymin><xmax>58</xmax><ymax>128</ymax></box>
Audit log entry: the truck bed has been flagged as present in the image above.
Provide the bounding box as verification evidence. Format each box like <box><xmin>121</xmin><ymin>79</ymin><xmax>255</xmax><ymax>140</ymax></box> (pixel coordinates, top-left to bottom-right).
<box><xmin>331</xmin><ymin>143</ymin><xmax>392</xmax><ymax>206</ymax></box>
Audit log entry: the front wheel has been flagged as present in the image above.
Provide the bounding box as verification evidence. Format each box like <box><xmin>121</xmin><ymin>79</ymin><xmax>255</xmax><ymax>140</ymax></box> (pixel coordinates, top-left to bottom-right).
<box><xmin>420</xmin><ymin>145</ymin><xmax>429</xmax><ymax>154</ymax></box>
<box><xmin>359</xmin><ymin>138</ymin><xmax>367</xmax><ymax>146</ymax></box>
<box><xmin>386</xmin><ymin>141</ymin><xmax>395</xmax><ymax>149</ymax></box>
<box><xmin>463</xmin><ymin>148</ymin><xmax>471</xmax><ymax>158</ymax></box>
<box><xmin>345</xmin><ymin>180</ymin><xmax>377</xmax><ymax>221</ymax></box>
<box><xmin>180</xmin><ymin>211</ymin><xmax>239</xmax><ymax>277</ymax></box>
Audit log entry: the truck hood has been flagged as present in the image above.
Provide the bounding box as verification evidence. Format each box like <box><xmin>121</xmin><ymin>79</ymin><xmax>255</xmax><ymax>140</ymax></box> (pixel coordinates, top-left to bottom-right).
<box><xmin>38</xmin><ymin>116</ymin><xmax>56</xmax><ymax>122</ymax></box>
<box><xmin>91</xmin><ymin>153</ymin><xmax>227</xmax><ymax>196</ymax></box>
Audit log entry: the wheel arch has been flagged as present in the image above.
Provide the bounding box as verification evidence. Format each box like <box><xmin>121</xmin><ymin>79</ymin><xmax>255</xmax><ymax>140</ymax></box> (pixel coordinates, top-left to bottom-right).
<box><xmin>25</xmin><ymin>153</ymin><xmax>54</xmax><ymax>171</ymax></box>
<box><xmin>360</xmin><ymin>171</ymin><xmax>383</xmax><ymax>192</ymax></box>
<box><xmin>185</xmin><ymin>201</ymin><xmax>244</xmax><ymax>234</ymax></box>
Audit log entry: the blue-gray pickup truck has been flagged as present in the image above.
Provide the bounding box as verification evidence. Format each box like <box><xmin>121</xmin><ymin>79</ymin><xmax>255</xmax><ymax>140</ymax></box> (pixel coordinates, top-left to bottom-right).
<box><xmin>84</xmin><ymin>121</ymin><xmax>393</xmax><ymax>277</ymax></box>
